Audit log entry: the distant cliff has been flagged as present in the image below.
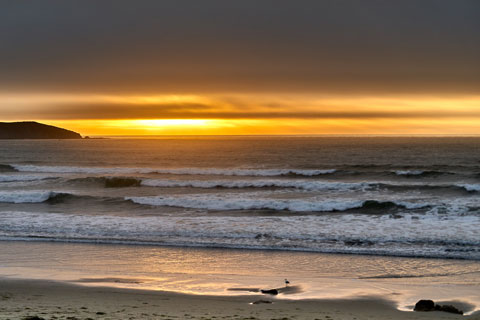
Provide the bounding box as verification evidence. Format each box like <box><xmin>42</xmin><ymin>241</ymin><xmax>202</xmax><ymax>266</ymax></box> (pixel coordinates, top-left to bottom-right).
<box><xmin>0</xmin><ymin>122</ymin><xmax>82</xmax><ymax>139</ymax></box>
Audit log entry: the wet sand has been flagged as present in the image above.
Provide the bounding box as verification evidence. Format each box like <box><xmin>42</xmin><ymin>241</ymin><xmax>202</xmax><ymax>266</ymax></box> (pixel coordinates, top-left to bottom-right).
<box><xmin>1</xmin><ymin>241</ymin><xmax>479</xmax><ymax>312</ymax></box>
<box><xmin>0</xmin><ymin>278</ymin><xmax>478</xmax><ymax>320</ymax></box>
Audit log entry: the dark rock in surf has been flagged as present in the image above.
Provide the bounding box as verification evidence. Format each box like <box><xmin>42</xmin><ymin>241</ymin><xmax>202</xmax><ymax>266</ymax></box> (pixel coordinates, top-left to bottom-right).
<box><xmin>414</xmin><ymin>300</ymin><xmax>435</xmax><ymax>311</ymax></box>
<box><xmin>255</xmin><ymin>233</ymin><xmax>272</xmax><ymax>240</ymax></box>
<box><xmin>0</xmin><ymin>121</ymin><xmax>82</xmax><ymax>139</ymax></box>
<box><xmin>361</xmin><ymin>200</ymin><xmax>398</xmax><ymax>211</ymax></box>
<box><xmin>45</xmin><ymin>193</ymin><xmax>71</xmax><ymax>204</ymax></box>
<box><xmin>260</xmin><ymin>289</ymin><xmax>278</xmax><ymax>295</ymax></box>
<box><xmin>344</xmin><ymin>239</ymin><xmax>375</xmax><ymax>246</ymax></box>
<box><xmin>0</xmin><ymin>164</ymin><xmax>17</xmax><ymax>172</ymax></box>
<box><xmin>104</xmin><ymin>177</ymin><xmax>141</xmax><ymax>188</ymax></box>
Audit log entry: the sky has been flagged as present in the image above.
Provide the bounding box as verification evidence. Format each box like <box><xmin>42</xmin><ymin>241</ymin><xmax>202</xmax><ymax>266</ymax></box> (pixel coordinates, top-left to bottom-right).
<box><xmin>1</xmin><ymin>0</ymin><xmax>479</xmax><ymax>135</ymax></box>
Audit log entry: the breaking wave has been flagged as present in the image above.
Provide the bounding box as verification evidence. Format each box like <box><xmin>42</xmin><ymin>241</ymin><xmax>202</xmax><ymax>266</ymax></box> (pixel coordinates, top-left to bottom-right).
<box><xmin>126</xmin><ymin>194</ymin><xmax>429</xmax><ymax>212</ymax></box>
<box><xmin>0</xmin><ymin>191</ymin><xmax>73</xmax><ymax>204</ymax></box>
<box><xmin>11</xmin><ymin>164</ymin><xmax>337</xmax><ymax>177</ymax></box>
<box><xmin>142</xmin><ymin>179</ymin><xmax>480</xmax><ymax>193</ymax></box>
<box><xmin>12</xmin><ymin>164</ymin><xmax>477</xmax><ymax>181</ymax></box>
<box><xmin>141</xmin><ymin>179</ymin><xmax>371</xmax><ymax>191</ymax></box>
<box><xmin>392</xmin><ymin>170</ymin><xmax>447</xmax><ymax>177</ymax></box>
<box><xmin>65</xmin><ymin>176</ymin><xmax>480</xmax><ymax>194</ymax></box>
<box><xmin>456</xmin><ymin>184</ymin><xmax>480</xmax><ymax>192</ymax></box>
<box><xmin>0</xmin><ymin>175</ymin><xmax>57</xmax><ymax>183</ymax></box>
<box><xmin>0</xmin><ymin>191</ymin><xmax>86</xmax><ymax>204</ymax></box>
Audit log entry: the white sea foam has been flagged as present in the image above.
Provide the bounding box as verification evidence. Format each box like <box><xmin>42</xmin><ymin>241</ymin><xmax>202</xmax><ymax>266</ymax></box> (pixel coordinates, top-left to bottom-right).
<box><xmin>393</xmin><ymin>170</ymin><xmax>426</xmax><ymax>176</ymax></box>
<box><xmin>456</xmin><ymin>184</ymin><xmax>480</xmax><ymax>192</ymax></box>
<box><xmin>127</xmin><ymin>195</ymin><xmax>362</xmax><ymax>211</ymax></box>
<box><xmin>1</xmin><ymin>210</ymin><xmax>478</xmax><ymax>259</ymax></box>
<box><xmin>141</xmin><ymin>179</ymin><xmax>370</xmax><ymax>191</ymax></box>
<box><xmin>0</xmin><ymin>175</ymin><xmax>54</xmax><ymax>183</ymax></box>
<box><xmin>12</xmin><ymin>164</ymin><xmax>336</xmax><ymax>177</ymax></box>
<box><xmin>0</xmin><ymin>191</ymin><xmax>57</xmax><ymax>203</ymax></box>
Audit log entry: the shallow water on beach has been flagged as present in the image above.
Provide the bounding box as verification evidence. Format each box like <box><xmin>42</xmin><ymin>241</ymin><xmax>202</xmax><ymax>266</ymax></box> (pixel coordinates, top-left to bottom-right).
<box><xmin>0</xmin><ymin>241</ymin><xmax>479</xmax><ymax>313</ymax></box>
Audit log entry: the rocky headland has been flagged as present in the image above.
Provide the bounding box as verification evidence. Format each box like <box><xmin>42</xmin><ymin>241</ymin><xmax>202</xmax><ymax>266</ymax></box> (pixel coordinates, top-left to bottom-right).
<box><xmin>0</xmin><ymin>121</ymin><xmax>82</xmax><ymax>139</ymax></box>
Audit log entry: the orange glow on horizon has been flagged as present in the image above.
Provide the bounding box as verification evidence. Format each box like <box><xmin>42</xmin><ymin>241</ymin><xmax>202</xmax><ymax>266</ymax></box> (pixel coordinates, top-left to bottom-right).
<box><xmin>1</xmin><ymin>92</ymin><xmax>480</xmax><ymax>136</ymax></box>
<box><xmin>40</xmin><ymin>117</ymin><xmax>480</xmax><ymax>136</ymax></box>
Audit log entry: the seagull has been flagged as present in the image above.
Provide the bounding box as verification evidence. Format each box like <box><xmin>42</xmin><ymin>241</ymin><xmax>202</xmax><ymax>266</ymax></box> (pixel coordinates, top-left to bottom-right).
<box><xmin>284</xmin><ymin>279</ymin><xmax>290</xmax><ymax>287</ymax></box>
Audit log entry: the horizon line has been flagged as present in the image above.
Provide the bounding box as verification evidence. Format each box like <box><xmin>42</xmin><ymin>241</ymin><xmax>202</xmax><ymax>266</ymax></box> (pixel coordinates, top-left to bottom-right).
<box><xmin>85</xmin><ymin>134</ymin><xmax>480</xmax><ymax>138</ymax></box>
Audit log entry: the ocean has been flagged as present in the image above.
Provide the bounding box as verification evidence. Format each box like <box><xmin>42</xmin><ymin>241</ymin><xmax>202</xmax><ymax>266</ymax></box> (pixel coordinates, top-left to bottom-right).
<box><xmin>0</xmin><ymin>136</ymin><xmax>479</xmax><ymax>260</ymax></box>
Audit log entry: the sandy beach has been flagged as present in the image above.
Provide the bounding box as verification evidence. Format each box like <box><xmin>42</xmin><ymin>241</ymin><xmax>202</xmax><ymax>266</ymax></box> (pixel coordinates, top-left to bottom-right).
<box><xmin>0</xmin><ymin>278</ymin><xmax>477</xmax><ymax>320</ymax></box>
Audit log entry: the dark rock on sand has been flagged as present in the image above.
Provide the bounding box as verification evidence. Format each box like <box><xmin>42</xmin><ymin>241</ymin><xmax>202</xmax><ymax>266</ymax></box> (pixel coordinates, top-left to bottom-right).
<box><xmin>228</xmin><ymin>287</ymin><xmax>260</xmax><ymax>293</ymax></box>
<box><xmin>0</xmin><ymin>121</ymin><xmax>82</xmax><ymax>139</ymax></box>
<box><xmin>260</xmin><ymin>289</ymin><xmax>278</xmax><ymax>295</ymax></box>
<box><xmin>259</xmin><ymin>285</ymin><xmax>301</xmax><ymax>296</ymax></box>
<box><xmin>414</xmin><ymin>299</ymin><xmax>435</xmax><ymax>311</ymax></box>
<box><xmin>435</xmin><ymin>304</ymin><xmax>464</xmax><ymax>315</ymax></box>
<box><xmin>414</xmin><ymin>300</ymin><xmax>463</xmax><ymax>314</ymax></box>
<box><xmin>277</xmin><ymin>285</ymin><xmax>302</xmax><ymax>295</ymax></box>
<box><xmin>252</xmin><ymin>300</ymin><xmax>273</xmax><ymax>304</ymax></box>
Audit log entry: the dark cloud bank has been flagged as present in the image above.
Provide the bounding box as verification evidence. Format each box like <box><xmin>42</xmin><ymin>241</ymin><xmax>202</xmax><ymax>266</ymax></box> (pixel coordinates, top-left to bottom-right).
<box><xmin>0</xmin><ymin>0</ymin><xmax>479</xmax><ymax>94</ymax></box>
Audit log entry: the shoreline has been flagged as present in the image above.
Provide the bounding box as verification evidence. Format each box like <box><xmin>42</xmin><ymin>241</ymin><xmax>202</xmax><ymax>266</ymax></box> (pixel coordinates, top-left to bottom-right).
<box><xmin>1</xmin><ymin>278</ymin><xmax>478</xmax><ymax>320</ymax></box>
<box><xmin>1</xmin><ymin>241</ymin><xmax>479</xmax><ymax>318</ymax></box>
<box><xmin>3</xmin><ymin>238</ymin><xmax>480</xmax><ymax>262</ymax></box>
